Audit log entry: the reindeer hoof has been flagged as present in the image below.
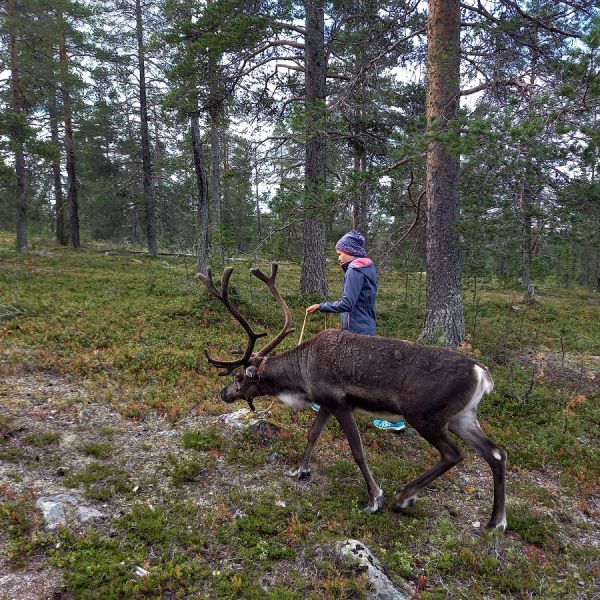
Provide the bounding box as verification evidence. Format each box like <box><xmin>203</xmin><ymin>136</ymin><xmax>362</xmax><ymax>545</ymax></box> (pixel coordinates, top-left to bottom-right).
<box><xmin>287</xmin><ymin>468</ymin><xmax>310</xmax><ymax>480</ymax></box>
<box><xmin>485</xmin><ymin>516</ymin><xmax>507</xmax><ymax>532</ymax></box>
<box><xmin>392</xmin><ymin>495</ymin><xmax>416</xmax><ymax>512</ymax></box>
<box><xmin>364</xmin><ymin>492</ymin><xmax>384</xmax><ymax>514</ymax></box>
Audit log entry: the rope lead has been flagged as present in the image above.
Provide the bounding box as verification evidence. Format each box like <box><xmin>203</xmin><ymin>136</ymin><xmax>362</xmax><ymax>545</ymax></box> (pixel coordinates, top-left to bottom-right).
<box><xmin>298</xmin><ymin>311</ymin><xmax>308</xmax><ymax>346</ymax></box>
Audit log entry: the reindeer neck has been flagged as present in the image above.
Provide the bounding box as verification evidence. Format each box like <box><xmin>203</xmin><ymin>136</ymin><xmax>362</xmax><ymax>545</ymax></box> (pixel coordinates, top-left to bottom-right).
<box><xmin>256</xmin><ymin>348</ymin><xmax>305</xmax><ymax>397</ymax></box>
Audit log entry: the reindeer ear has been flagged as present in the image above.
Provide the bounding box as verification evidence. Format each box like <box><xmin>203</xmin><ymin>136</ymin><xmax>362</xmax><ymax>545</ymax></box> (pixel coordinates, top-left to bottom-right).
<box><xmin>245</xmin><ymin>366</ymin><xmax>259</xmax><ymax>381</ymax></box>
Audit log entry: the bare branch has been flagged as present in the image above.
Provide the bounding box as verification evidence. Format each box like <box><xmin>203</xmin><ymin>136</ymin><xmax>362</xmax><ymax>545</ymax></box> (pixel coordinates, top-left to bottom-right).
<box><xmin>460</xmin><ymin>77</ymin><xmax>531</xmax><ymax>96</ymax></box>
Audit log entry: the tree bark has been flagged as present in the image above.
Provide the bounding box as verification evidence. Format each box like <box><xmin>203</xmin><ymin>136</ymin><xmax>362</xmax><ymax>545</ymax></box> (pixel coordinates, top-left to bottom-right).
<box><xmin>209</xmin><ymin>109</ymin><xmax>223</xmax><ymax>261</ymax></box>
<box><xmin>59</xmin><ymin>21</ymin><xmax>80</xmax><ymax>249</ymax></box>
<box><xmin>420</xmin><ymin>0</ymin><xmax>465</xmax><ymax>348</ymax></box>
<box><xmin>191</xmin><ymin>114</ymin><xmax>209</xmax><ymax>274</ymax></box>
<box><xmin>255</xmin><ymin>154</ymin><xmax>262</xmax><ymax>240</ymax></box>
<box><xmin>301</xmin><ymin>0</ymin><xmax>328</xmax><ymax>295</ymax></box>
<box><xmin>206</xmin><ymin>0</ymin><xmax>223</xmax><ymax>248</ymax></box>
<box><xmin>520</xmin><ymin>176</ymin><xmax>534</xmax><ymax>299</ymax></box>
<box><xmin>352</xmin><ymin>150</ymin><xmax>368</xmax><ymax>235</ymax></box>
<box><xmin>8</xmin><ymin>0</ymin><xmax>27</xmax><ymax>253</ymax></box>
<box><xmin>521</xmin><ymin>12</ymin><xmax>539</xmax><ymax>301</ymax></box>
<box><xmin>49</xmin><ymin>85</ymin><xmax>67</xmax><ymax>246</ymax></box>
<box><xmin>135</xmin><ymin>0</ymin><xmax>158</xmax><ymax>257</ymax></box>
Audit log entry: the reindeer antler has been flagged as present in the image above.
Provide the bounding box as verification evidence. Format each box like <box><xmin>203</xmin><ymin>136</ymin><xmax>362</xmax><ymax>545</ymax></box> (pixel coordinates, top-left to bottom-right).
<box><xmin>251</xmin><ymin>263</ymin><xmax>296</xmax><ymax>357</ymax></box>
<box><xmin>197</xmin><ymin>267</ymin><xmax>267</xmax><ymax>375</ymax></box>
<box><xmin>197</xmin><ymin>263</ymin><xmax>295</xmax><ymax>374</ymax></box>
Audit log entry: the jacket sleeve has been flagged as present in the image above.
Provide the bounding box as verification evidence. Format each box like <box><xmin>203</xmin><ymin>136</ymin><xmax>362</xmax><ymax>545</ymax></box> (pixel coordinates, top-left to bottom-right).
<box><xmin>319</xmin><ymin>268</ymin><xmax>363</xmax><ymax>313</ymax></box>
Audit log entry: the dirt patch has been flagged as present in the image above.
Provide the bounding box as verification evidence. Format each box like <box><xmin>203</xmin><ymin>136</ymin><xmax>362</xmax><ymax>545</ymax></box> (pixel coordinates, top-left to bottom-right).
<box><xmin>517</xmin><ymin>350</ymin><xmax>599</xmax><ymax>395</ymax></box>
<box><xmin>1</xmin><ymin>371</ymin><xmax>287</xmax><ymax>521</ymax></box>
<box><xmin>0</xmin><ymin>560</ymin><xmax>69</xmax><ymax>600</ymax></box>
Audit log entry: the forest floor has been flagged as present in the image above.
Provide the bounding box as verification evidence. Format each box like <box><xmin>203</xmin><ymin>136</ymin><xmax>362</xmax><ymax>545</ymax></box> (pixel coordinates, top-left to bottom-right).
<box><xmin>1</xmin><ymin>238</ymin><xmax>599</xmax><ymax>599</ymax></box>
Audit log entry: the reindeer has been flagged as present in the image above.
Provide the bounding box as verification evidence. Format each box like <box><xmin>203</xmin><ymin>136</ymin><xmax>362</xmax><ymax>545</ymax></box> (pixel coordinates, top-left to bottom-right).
<box><xmin>197</xmin><ymin>263</ymin><xmax>507</xmax><ymax>531</ymax></box>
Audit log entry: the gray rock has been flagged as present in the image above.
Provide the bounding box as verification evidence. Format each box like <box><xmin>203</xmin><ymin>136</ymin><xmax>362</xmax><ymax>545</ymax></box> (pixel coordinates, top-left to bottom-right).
<box><xmin>78</xmin><ymin>506</ymin><xmax>106</xmax><ymax>522</ymax></box>
<box><xmin>35</xmin><ymin>498</ymin><xmax>68</xmax><ymax>531</ymax></box>
<box><xmin>158</xmin><ymin>430</ymin><xmax>180</xmax><ymax>438</ymax></box>
<box><xmin>222</xmin><ymin>409</ymin><xmax>281</xmax><ymax>442</ymax></box>
<box><xmin>336</xmin><ymin>539</ymin><xmax>409</xmax><ymax>600</ymax></box>
<box><xmin>248</xmin><ymin>420</ymin><xmax>280</xmax><ymax>440</ymax></box>
<box><xmin>78</xmin><ymin>408</ymin><xmax>94</xmax><ymax>423</ymax></box>
<box><xmin>47</xmin><ymin>494</ymin><xmax>79</xmax><ymax>506</ymax></box>
<box><xmin>223</xmin><ymin>408</ymin><xmax>254</xmax><ymax>428</ymax></box>
<box><xmin>36</xmin><ymin>494</ymin><xmax>104</xmax><ymax>530</ymax></box>
<box><xmin>40</xmin><ymin>493</ymin><xmax>78</xmax><ymax>505</ymax></box>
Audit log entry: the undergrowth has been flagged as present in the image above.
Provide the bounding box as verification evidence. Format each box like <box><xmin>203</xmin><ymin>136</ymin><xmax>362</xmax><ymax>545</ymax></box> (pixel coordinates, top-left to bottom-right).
<box><xmin>1</xmin><ymin>237</ymin><xmax>598</xmax><ymax>598</ymax></box>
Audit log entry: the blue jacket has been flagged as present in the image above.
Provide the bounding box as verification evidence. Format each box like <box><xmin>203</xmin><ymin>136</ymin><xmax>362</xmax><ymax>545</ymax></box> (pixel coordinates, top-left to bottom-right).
<box><xmin>319</xmin><ymin>257</ymin><xmax>377</xmax><ymax>335</ymax></box>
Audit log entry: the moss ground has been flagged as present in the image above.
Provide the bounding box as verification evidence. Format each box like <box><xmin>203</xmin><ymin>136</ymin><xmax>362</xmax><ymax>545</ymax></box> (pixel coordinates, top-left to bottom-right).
<box><xmin>0</xmin><ymin>236</ymin><xmax>598</xmax><ymax>598</ymax></box>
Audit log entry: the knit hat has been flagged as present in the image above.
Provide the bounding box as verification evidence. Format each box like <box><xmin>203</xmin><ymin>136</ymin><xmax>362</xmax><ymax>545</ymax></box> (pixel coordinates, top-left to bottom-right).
<box><xmin>335</xmin><ymin>230</ymin><xmax>367</xmax><ymax>257</ymax></box>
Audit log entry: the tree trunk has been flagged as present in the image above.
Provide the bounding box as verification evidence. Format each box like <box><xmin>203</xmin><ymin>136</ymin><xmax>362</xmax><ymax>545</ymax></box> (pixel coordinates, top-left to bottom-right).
<box><xmin>49</xmin><ymin>86</ymin><xmax>67</xmax><ymax>246</ymax></box>
<box><xmin>153</xmin><ymin>104</ymin><xmax>167</xmax><ymax>234</ymax></box>
<box><xmin>132</xmin><ymin>205</ymin><xmax>143</xmax><ymax>243</ymax></box>
<box><xmin>596</xmin><ymin>247</ymin><xmax>600</xmax><ymax>291</ymax></box>
<box><xmin>209</xmin><ymin>109</ymin><xmax>223</xmax><ymax>257</ymax></box>
<box><xmin>8</xmin><ymin>0</ymin><xmax>27</xmax><ymax>253</ymax></box>
<box><xmin>135</xmin><ymin>0</ymin><xmax>158</xmax><ymax>257</ymax></box>
<box><xmin>352</xmin><ymin>149</ymin><xmax>368</xmax><ymax>235</ymax></box>
<box><xmin>191</xmin><ymin>114</ymin><xmax>209</xmax><ymax>274</ymax></box>
<box><xmin>209</xmin><ymin>118</ymin><xmax>222</xmax><ymax>234</ymax></box>
<box><xmin>520</xmin><ymin>177</ymin><xmax>535</xmax><ymax>300</ymax></box>
<box><xmin>521</xmin><ymin>14</ymin><xmax>539</xmax><ymax>301</ymax></box>
<box><xmin>255</xmin><ymin>154</ymin><xmax>261</xmax><ymax>240</ymax></box>
<box><xmin>301</xmin><ymin>0</ymin><xmax>328</xmax><ymax>295</ymax></box>
<box><xmin>59</xmin><ymin>23</ymin><xmax>80</xmax><ymax>249</ymax></box>
<box><xmin>301</xmin><ymin>218</ymin><xmax>328</xmax><ymax>292</ymax></box>
<box><xmin>420</xmin><ymin>0</ymin><xmax>465</xmax><ymax>348</ymax></box>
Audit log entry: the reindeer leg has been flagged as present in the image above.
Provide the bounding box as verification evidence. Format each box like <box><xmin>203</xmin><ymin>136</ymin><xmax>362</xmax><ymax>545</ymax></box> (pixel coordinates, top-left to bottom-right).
<box><xmin>332</xmin><ymin>409</ymin><xmax>384</xmax><ymax>514</ymax></box>
<box><xmin>287</xmin><ymin>407</ymin><xmax>331</xmax><ymax>480</ymax></box>
<box><xmin>393</xmin><ymin>424</ymin><xmax>463</xmax><ymax>512</ymax></box>
<box><xmin>449</xmin><ymin>415</ymin><xmax>507</xmax><ymax>531</ymax></box>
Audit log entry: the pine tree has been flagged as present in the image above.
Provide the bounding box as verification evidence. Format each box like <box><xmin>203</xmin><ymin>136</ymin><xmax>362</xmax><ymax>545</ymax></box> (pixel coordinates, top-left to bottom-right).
<box><xmin>7</xmin><ymin>0</ymin><xmax>28</xmax><ymax>252</ymax></box>
<box><xmin>300</xmin><ymin>0</ymin><xmax>328</xmax><ymax>295</ymax></box>
<box><xmin>135</xmin><ymin>0</ymin><xmax>159</xmax><ymax>256</ymax></box>
<box><xmin>420</xmin><ymin>0</ymin><xmax>465</xmax><ymax>348</ymax></box>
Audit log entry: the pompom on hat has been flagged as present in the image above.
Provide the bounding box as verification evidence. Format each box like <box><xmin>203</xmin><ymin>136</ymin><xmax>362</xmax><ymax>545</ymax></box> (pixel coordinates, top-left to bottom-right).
<box><xmin>335</xmin><ymin>230</ymin><xmax>367</xmax><ymax>257</ymax></box>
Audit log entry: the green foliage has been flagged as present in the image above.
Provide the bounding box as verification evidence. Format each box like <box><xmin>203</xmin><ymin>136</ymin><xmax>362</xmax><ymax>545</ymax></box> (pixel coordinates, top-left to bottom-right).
<box><xmin>166</xmin><ymin>453</ymin><xmax>208</xmax><ymax>485</ymax></box>
<box><xmin>181</xmin><ymin>427</ymin><xmax>223</xmax><ymax>451</ymax></box>
<box><xmin>0</xmin><ymin>491</ymin><xmax>47</xmax><ymax>563</ymax></box>
<box><xmin>506</xmin><ymin>504</ymin><xmax>558</xmax><ymax>546</ymax></box>
<box><xmin>80</xmin><ymin>441</ymin><xmax>113</xmax><ymax>459</ymax></box>
<box><xmin>0</xmin><ymin>447</ymin><xmax>28</xmax><ymax>463</ymax></box>
<box><xmin>64</xmin><ymin>462</ymin><xmax>131</xmax><ymax>500</ymax></box>
<box><xmin>24</xmin><ymin>432</ymin><xmax>61</xmax><ymax>447</ymax></box>
<box><xmin>52</xmin><ymin>503</ymin><xmax>209</xmax><ymax>600</ymax></box>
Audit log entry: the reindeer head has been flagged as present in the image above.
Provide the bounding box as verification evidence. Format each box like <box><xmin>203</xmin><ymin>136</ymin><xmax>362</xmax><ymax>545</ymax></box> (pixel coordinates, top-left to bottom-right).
<box><xmin>197</xmin><ymin>263</ymin><xmax>295</xmax><ymax>411</ymax></box>
<box><xmin>219</xmin><ymin>363</ymin><xmax>262</xmax><ymax>408</ymax></box>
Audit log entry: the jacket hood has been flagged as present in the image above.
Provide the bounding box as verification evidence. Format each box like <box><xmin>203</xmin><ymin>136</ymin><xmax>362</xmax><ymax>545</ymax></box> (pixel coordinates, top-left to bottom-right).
<box><xmin>348</xmin><ymin>257</ymin><xmax>376</xmax><ymax>285</ymax></box>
